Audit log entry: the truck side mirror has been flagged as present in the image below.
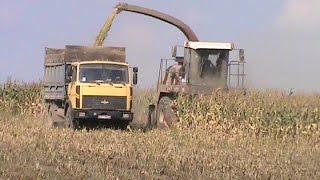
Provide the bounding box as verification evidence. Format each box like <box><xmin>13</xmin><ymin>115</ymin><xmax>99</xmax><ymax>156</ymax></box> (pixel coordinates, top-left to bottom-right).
<box><xmin>133</xmin><ymin>72</ymin><xmax>138</xmax><ymax>85</ymax></box>
<box><xmin>133</xmin><ymin>67</ymin><xmax>138</xmax><ymax>85</ymax></box>
<box><xmin>171</xmin><ymin>46</ymin><xmax>177</xmax><ymax>57</ymax></box>
<box><xmin>239</xmin><ymin>49</ymin><xmax>245</xmax><ymax>62</ymax></box>
<box><xmin>133</xmin><ymin>67</ymin><xmax>138</xmax><ymax>73</ymax></box>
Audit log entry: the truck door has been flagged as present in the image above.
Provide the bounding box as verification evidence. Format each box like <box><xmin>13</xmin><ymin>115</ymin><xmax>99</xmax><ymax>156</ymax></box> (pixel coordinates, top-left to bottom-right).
<box><xmin>67</xmin><ymin>65</ymin><xmax>79</xmax><ymax>109</ymax></box>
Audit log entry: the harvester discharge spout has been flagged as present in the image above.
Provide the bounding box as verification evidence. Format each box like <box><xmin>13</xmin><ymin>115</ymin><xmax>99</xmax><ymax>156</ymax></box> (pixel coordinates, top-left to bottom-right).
<box><xmin>94</xmin><ymin>3</ymin><xmax>199</xmax><ymax>47</ymax></box>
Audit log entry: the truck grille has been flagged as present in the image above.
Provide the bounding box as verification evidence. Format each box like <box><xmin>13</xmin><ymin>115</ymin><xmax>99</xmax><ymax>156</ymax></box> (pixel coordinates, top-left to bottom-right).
<box><xmin>82</xmin><ymin>96</ymin><xmax>127</xmax><ymax>110</ymax></box>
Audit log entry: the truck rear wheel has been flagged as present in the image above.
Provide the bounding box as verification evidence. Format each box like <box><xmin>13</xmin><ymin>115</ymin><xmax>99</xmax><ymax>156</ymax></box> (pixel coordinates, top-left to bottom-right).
<box><xmin>66</xmin><ymin>107</ymin><xmax>80</xmax><ymax>130</ymax></box>
<box><xmin>47</xmin><ymin>104</ymin><xmax>58</xmax><ymax>128</ymax></box>
<box><xmin>156</xmin><ymin>97</ymin><xmax>177</xmax><ymax>129</ymax></box>
<box><xmin>47</xmin><ymin>104</ymin><xmax>54</xmax><ymax>127</ymax></box>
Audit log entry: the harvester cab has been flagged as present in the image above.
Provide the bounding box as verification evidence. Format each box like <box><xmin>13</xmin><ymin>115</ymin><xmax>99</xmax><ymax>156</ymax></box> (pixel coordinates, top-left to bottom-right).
<box><xmin>184</xmin><ymin>41</ymin><xmax>233</xmax><ymax>89</ymax></box>
<box><xmin>151</xmin><ymin>42</ymin><xmax>246</xmax><ymax>129</ymax></box>
<box><xmin>157</xmin><ymin>41</ymin><xmax>245</xmax><ymax>96</ymax></box>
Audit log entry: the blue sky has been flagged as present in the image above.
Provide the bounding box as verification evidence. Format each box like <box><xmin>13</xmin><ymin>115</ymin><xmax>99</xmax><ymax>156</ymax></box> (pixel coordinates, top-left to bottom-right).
<box><xmin>1</xmin><ymin>0</ymin><xmax>320</xmax><ymax>91</ymax></box>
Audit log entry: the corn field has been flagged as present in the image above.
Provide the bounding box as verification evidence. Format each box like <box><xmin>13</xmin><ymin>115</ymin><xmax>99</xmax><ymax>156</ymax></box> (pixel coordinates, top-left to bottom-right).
<box><xmin>0</xmin><ymin>80</ymin><xmax>45</xmax><ymax>116</ymax></box>
<box><xmin>0</xmin><ymin>81</ymin><xmax>320</xmax><ymax>179</ymax></box>
<box><xmin>175</xmin><ymin>90</ymin><xmax>320</xmax><ymax>137</ymax></box>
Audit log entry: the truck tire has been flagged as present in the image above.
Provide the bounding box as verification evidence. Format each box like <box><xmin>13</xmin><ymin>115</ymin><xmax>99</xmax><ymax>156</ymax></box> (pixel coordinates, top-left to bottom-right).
<box><xmin>156</xmin><ymin>96</ymin><xmax>177</xmax><ymax>129</ymax></box>
<box><xmin>66</xmin><ymin>107</ymin><xmax>80</xmax><ymax>130</ymax></box>
<box><xmin>48</xmin><ymin>103</ymin><xmax>58</xmax><ymax>128</ymax></box>
<box><xmin>47</xmin><ymin>104</ymin><xmax>54</xmax><ymax>128</ymax></box>
<box><xmin>117</xmin><ymin>121</ymin><xmax>130</xmax><ymax>130</ymax></box>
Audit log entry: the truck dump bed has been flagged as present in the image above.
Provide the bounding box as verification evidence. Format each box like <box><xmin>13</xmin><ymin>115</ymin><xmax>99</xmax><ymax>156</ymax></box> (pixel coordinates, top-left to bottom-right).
<box><xmin>45</xmin><ymin>45</ymin><xmax>126</xmax><ymax>64</ymax></box>
<box><xmin>44</xmin><ymin>45</ymin><xmax>126</xmax><ymax>101</ymax></box>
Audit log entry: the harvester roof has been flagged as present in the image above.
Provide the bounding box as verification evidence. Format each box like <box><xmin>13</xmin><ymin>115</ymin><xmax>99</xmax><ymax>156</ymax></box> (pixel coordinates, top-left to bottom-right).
<box><xmin>184</xmin><ymin>41</ymin><xmax>234</xmax><ymax>50</ymax></box>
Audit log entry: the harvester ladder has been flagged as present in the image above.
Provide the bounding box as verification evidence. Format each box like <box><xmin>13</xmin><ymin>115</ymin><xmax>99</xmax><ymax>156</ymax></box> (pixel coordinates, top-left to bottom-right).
<box><xmin>228</xmin><ymin>60</ymin><xmax>246</xmax><ymax>89</ymax></box>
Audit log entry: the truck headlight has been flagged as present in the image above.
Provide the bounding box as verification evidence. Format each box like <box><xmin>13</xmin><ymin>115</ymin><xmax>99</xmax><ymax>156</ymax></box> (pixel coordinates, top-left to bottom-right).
<box><xmin>123</xmin><ymin>113</ymin><xmax>130</xmax><ymax>119</ymax></box>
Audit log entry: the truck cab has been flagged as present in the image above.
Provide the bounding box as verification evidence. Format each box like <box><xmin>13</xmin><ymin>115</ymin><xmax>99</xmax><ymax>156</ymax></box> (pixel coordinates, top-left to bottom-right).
<box><xmin>67</xmin><ymin>60</ymin><xmax>134</xmax><ymax>121</ymax></box>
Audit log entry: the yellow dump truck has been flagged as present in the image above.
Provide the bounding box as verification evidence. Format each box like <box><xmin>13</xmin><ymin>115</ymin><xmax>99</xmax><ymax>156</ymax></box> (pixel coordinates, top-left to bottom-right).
<box><xmin>44</xmin><ymin>45</ymin><xmax>137</xmax><ymax>129</ymax></box>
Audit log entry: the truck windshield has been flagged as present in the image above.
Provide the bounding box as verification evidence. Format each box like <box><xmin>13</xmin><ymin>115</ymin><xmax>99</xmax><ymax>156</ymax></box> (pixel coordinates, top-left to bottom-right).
<box><xmin>79</xmin><ymin>64</ymin><xmax>128</xmax><ymax>84</ymax></box>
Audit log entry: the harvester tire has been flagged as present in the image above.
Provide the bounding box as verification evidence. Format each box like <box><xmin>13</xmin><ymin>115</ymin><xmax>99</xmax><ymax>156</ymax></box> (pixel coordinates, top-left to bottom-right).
<box><xmin>66</xmin><ymin>107</ymin><xmax>80</xmax><ymax>130</ymax></box>
<box><xmin>156</xmin><ymin>97</ymin><xmax>177</xmax><ymax>129</ymax></box>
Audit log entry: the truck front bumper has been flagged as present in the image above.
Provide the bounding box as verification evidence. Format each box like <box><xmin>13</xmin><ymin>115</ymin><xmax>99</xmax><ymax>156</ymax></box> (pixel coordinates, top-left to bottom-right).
<box><xmin>73</xmin><ymin>110</ymin><xmax>133</xmax><ymax>121</ymax></box>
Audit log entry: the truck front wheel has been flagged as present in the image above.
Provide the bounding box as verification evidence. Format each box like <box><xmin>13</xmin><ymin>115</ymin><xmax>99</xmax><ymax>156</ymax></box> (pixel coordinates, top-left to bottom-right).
<box><xmin>66</xmin><ymin>107</ymin><xmax>80</xmax><ymax>130</ymax></box>
<box><xmin>117</xmin><ymin>121</ymin><xmax>130</xmax><ymax>130</ymax></box>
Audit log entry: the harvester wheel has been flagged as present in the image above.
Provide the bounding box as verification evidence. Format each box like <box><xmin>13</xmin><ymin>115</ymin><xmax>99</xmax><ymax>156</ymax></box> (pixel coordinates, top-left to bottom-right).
<box><xmin>156</xmin><ymin>97</ymin><xmax>177</xmax><ymax>129</ymax></box>
<box><xmin>66</xmin><ymin>107</ymin><xmax>80</xmax><ymax>130</ymax></box>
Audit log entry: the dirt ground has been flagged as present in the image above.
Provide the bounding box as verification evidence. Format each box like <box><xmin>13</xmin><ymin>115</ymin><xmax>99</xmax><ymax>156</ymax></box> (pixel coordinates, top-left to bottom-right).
<box><xmin>0</xmin><ymin>114</ymin><xmax>319</xmax><ymax>179</ymax></box>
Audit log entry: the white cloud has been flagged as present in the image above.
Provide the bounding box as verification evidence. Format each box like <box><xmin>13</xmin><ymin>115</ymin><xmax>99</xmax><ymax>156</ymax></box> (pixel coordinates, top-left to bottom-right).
<box><xmin>277</xmin><ymin>0</ymin><xmax>320</xmax><ymax>31</ymax></box>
